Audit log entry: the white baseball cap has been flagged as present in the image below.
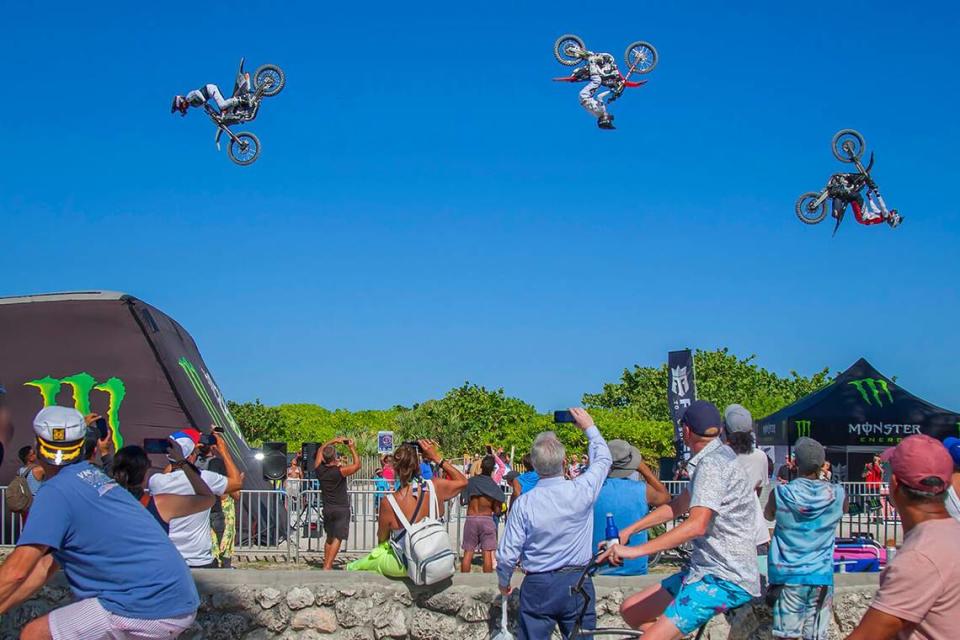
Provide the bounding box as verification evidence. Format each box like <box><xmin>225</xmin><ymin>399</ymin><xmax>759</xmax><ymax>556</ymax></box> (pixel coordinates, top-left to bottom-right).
<box><xmin>33</xmin><ymin>406</ymin><xmax>87</xmax><ymax>466</ymax></box>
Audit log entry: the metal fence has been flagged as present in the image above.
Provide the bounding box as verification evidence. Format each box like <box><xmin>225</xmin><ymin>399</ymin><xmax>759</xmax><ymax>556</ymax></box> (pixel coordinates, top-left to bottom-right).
<box><xmin>661</xmin><ymin>480</ymin><xmax>903</xmax><ymax>544</ymax></box>
<box><xmin>0</xmin><ymin>480</ymin><xmax>905</xmax><ymax>559</ymax></box>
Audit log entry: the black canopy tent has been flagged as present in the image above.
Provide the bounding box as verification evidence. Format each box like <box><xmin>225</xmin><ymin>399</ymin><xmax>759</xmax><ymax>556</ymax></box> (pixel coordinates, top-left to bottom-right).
<box><xmin>758</xmin><ymin>358</ymin><xmax>960</xmax><ymax>480</ymax></box>
<box><xmin>0</xmin><ymin>291</ymin><xmax>285</xmax><ymax>541</ymax></box>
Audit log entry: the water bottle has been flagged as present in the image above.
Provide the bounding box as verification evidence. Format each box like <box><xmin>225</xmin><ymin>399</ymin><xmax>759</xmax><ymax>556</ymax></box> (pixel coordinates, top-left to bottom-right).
<box><xmin>604</xmin><ymin>513</ymin><xmax>620</xmax><ymax>549</ymax></box>
<box><xmin>885</xmin><ymin>538</ymin><xmax>897</xmax><ymax>566</ymax></box>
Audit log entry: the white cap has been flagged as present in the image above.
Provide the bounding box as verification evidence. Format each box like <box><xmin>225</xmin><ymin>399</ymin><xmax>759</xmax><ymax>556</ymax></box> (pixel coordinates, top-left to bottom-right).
<box><xmin>33</xmin><ymin>406</ymin><xmax>87</xmax><ymax>466</ymax></box>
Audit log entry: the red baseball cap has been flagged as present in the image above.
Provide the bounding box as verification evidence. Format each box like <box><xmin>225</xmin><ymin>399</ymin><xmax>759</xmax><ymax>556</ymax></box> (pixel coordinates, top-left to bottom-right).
<box><xmin>881</xmin><ymin>434</ymin><xmax>952</xmax><ymax>493</ymax></box>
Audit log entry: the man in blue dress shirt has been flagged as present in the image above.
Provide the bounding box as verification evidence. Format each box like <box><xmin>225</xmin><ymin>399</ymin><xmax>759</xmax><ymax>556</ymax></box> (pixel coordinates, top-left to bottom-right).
<box><xmin>496</xmin><ymin>407</ymin><xmax>612</xmax><ymax>639</ymax></box>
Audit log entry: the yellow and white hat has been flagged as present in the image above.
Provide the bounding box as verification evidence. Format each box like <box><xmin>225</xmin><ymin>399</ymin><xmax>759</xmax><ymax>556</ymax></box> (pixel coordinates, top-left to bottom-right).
<box><xmin>33</xmin><ymin>406</ymin><xmax>87</xmax><ymax>466</ymax></box>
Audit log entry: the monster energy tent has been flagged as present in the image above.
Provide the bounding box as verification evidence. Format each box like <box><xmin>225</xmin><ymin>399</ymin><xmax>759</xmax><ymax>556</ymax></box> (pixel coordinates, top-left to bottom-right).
<box><xmin>0</xmin><ymin>291</ymin><xmax>284</xmax><ymax>540</ymax></box>
<box><xmin>757</xmin><ymin>358</ymin><xmax>960</xmax><ymax>477</ymax></box>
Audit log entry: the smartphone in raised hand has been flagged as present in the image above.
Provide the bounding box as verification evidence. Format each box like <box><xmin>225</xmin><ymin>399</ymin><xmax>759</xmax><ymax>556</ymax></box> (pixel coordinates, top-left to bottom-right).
<box><xmin>94</xmin><ymin>417</ymin><xmax>109</xmax><ymax>440</ymax></box>
<box><xmin>143</xmin><ymin>438</ymin><xmax>171</xmax><ymax>454</ymax></box>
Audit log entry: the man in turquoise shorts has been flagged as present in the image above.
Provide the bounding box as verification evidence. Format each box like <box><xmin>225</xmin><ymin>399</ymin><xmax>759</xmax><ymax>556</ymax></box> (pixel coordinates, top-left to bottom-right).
<box><xmin>600</xmin><ymin>401</ymin><xmax>761</xmax><ymax>639</ymax></box>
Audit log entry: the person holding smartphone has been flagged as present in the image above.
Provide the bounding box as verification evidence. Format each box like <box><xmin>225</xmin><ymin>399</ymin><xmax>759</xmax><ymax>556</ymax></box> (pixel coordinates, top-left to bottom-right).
<box><xmin>148</xmin><ymin>429</ymin><xmax>244</xmax><ymax>569</ymax></box>
<box><xmin>314</xmin><ymin>436</ymin><xmax>362</xmax><ymax>570</ymax></box>
<box><xmin>83</xmin><ymin>413</ymin><xmax>115</xmax><ymax>475</ymax></box>
<box><xmin>111</xmin><ymin>444</ymin><xmax>216</xmax><ymax>533</ymax></box>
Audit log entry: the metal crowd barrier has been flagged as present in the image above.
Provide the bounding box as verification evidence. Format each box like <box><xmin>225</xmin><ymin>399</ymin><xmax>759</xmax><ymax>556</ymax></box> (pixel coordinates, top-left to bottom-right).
<box><xmin>0</xmin><ymin>480</ymin><xmax>905</xmax><ymax>558</ymax></box>
<box><xmin>659</xmin><ymin>480</ymin><xmax>903</xmax><ymax>544</ymax></box>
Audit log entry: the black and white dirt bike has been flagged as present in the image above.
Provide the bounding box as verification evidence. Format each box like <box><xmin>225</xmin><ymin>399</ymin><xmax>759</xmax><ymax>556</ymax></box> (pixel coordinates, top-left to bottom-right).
<box><xmin>204</xmin><ymin>58</ymin><xmax>285</xmax><ymax>165</ymax></box>
<box><xmin>795</xmin><ymin>129</ymin><xmax>897</xmax><ymax>234</ymax></box>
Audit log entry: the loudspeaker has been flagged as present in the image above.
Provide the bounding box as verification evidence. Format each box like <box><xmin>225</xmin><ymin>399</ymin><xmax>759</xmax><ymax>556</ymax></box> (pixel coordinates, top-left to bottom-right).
<box><xmin>262</xmin><ymin>442</ymin><xmax>288</xmax><ymax>481</ymax></box>
<box><xmin>301</xmin><ymin>442</ymin><xmax>320</xmax><ymax>478</ymax></box>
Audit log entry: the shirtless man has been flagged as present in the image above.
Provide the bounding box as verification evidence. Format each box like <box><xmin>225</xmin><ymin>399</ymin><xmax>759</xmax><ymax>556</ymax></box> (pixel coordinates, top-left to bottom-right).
<box><xmin>461</xmin><ymin>455</ymin><xmax>506</xmax><ymax>572</ymax></box>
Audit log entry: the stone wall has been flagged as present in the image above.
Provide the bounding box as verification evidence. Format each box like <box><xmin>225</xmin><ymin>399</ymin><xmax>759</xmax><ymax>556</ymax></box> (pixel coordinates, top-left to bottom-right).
<box><xmin>0</xmin><ymin>571</ymin><xmax>879</xmax><ymax>639</ymax></box>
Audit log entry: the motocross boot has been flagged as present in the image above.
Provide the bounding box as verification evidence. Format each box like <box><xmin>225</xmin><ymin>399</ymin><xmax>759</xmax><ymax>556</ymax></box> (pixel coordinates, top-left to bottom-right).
<box><xmin>887</xmin><ymin>210</ymin><xmax>903</xmax><ymax>228</ymax></box>
<box><xmin>598</xmin><ymin>114</ymin><xmax>616</xmax><ymax>130</ymax></box>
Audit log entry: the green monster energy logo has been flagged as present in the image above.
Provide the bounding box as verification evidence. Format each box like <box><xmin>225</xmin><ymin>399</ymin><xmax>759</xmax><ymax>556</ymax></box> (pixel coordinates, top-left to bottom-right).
<box><xmin>178</xmin><ymin>357</ymin><xmax>241</xmax><ymax>458</ymax></box>
<box><xmin>24</xmin><ymin>373</ymin><xmax>127</xmax><ymax>449</ymax></box>
<box><xmin>849</xmin><ymin>378</ymin><xmax>894</xmax><ymax>407</ymax></box>
<box><xmin>796</xmin><ymin>420</ymin><xmax>812</xmax><ymax>438</ymax></box>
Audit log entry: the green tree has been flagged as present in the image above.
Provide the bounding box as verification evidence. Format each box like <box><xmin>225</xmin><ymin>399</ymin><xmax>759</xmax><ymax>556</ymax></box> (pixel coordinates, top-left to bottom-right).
<box><xmin>583</xmin><ymin>347</ymin><xmax>832</xmax><ymax>422</ymax></box>
<box><xmin>226</xmin><ymin>399</ymin><xmax>284</xmax><ymax>446</ymax></box>
<box><xmin>396</xmin><ymin>383</ymin><xmax>541</xmax><ymax>455</ymax></box>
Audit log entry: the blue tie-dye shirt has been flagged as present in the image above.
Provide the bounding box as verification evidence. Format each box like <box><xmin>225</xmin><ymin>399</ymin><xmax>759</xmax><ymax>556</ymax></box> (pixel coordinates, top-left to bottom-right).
<box><xmin>768</xmin><ymin>478</ymin><xmax>846</xmax><ymax>586</ymax></box>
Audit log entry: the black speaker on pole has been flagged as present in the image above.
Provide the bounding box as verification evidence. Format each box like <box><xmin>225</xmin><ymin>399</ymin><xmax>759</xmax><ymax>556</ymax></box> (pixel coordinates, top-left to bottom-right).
<box><xmin>262</xmin><ymin>442</ymin><xmax>287</xmax><ymax>481</ymax></box>
<box><xmin>301</xmin><ymin>442</ymin><xmax>320</xmax><ymax>479</ymax></box>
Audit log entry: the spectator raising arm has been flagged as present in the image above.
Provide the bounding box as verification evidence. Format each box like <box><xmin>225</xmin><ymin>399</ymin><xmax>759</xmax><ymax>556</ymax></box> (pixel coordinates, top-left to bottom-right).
<box><xmin>213</xmin><ymin>432</ymin><xmax>244</xmax><ymax>494</ymax></box>
<box><xmin>492</xmin><ymin>451</ymin><xmax>507</xmax><ymax>485</ymax></box>
<box><xmin>339</xmin><ymin>439</ymin><xmax>362</xmax><ymax>477</ymax></box>
<box><xmin>570</xmin><ymin>407</ymin><xmax>612</xmax><ymax>497</ymax></box>
<box><xmin>154</xmin><ymin>443</ymin><xmax>217</xmax><ymax>521</ymax></box>
<box><xmin>419</xmin><ymin>439</ymin><xmax>467</xmax><ymax>500</ymax></box>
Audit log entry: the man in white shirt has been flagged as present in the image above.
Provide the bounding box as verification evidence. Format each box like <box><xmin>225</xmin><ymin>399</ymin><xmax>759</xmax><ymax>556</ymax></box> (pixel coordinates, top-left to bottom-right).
<box><xmin>148</xmin><ymin>429</ymin><xmax>244</xmax><ymax>568</ymax></box>
<box><xmin>724</xmin><ymin>405</ymin><xmax>771</xmax><ymax>555</ymax></box>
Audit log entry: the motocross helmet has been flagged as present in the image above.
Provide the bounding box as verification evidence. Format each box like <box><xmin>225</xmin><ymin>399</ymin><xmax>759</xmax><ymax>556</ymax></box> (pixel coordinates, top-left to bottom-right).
<box><xmin>171</xmin><ymin>96</ymin><xmax>189</xmax><ymax>115</ymax></box>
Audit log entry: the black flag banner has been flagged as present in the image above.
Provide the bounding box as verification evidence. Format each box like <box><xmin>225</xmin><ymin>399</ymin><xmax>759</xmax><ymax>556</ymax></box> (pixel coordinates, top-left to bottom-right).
<box><xmin>668</xmin><ymin>349</ymin><xmax>697</xmax><ymax>463</ymax></box>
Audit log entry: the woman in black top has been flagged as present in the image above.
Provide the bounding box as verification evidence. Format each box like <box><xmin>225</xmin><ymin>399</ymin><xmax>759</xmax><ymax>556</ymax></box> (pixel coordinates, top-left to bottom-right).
<box><xmin>314</xmin><ymin>437</ymin><xmax>363</xmax><ymax>570</ymax></box>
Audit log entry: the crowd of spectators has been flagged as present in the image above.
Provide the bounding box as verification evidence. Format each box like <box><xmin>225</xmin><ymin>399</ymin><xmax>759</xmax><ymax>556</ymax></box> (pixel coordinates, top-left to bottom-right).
<box><xmin>0</xmin><ymin>407</ymin><xmax>202</xmax><ymax>639</ymax></box>
<box><xmin>1</xmin><ymin>393</ymin><xmax>959</xmax><ymax>639</ymax></box>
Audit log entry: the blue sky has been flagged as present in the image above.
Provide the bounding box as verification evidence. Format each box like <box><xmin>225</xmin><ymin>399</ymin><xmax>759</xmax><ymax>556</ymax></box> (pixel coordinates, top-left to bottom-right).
<box><xmin>2</xmin><ymin>1</ymin><xmax>958</xmax><ymax>413</ymax></box>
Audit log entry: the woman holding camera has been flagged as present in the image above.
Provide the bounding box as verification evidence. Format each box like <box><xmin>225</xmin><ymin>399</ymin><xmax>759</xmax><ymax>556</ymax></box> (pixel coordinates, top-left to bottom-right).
<box><xmin>347</xmin><ymin>439</ymin><xmax>466</xmax><ymax>576</ymax></box>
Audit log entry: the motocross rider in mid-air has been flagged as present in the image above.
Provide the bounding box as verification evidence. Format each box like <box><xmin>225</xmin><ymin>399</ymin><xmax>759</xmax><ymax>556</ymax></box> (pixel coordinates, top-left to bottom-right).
<box><xmin>170</xmin><ymin>73</ymin><xmax>251</xmax><ymax>117</ymax></box>
<box><xmin>830</xmin><ymin>172</ymin><xmax>902</xmax><ymax>228</ymax></box>
<box><xmin>576</xmin><ymin>50</ymin><xmax>622</xmax><ymax>130</ymax></box>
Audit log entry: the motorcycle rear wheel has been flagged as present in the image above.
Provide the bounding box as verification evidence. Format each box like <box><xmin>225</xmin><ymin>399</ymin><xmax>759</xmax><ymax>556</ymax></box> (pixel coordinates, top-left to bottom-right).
<box><xmin>796</xmin><ymin>192</ymin><xmax>828</xmax><ymax>224</ymax></box>
<box><xmin>832</xmin><ymin>129</ymin><xmax>865</xmax><ymax>163</ymax></box>
<box><xmin>254</xmin><ymin>64</ymin><xmax>286</xmax><ymax>97</ymax></box>
<box><xmin>624</xmin><ymin>41</ymin><xmax>659</xmax><ymax>74</ymax></box>
<box><xmin>554</xmin><ymin>34</ymin><xmax>586</xmax><ymax>66</ymax></box>
<box><xmin>228</xmin><ymin>132</ymin><xmax>261</xmax><ymax>166</ymax></box>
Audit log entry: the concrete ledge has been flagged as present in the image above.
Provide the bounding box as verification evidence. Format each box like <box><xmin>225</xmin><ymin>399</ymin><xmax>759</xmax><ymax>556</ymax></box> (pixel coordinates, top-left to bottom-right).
<box><xmin>1</xmin><ymin>570</ymin><xmax>881</xmax><ymax>639</ymax></box>
<box><xmin>192</xmin><ymin>568</ymin><xmax>880</xmax><ymax>589</ymax></box>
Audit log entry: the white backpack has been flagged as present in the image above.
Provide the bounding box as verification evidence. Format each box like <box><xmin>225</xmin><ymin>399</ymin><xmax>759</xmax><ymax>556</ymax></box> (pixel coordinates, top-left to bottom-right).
<box><xmin>386</xmin><ymin>480</ymin><xmax>456</xmax><ymax>585</ymax></box>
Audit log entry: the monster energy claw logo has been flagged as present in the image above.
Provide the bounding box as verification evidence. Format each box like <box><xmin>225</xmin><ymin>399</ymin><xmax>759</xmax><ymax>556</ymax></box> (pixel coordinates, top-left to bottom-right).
<box><xmin>849</xmin><ymin>378</ymin><xmax>894</xmax><ymax>407</ymax></box>
<box><xmin>24</xmin><ymin>373</ymin><xmax>126</xmax><ymax>449</ymax></box>
<box><xmin>796</xmin><ymin>420</ymin><xmax>812</xmax><ymax>438</ymax></box>
<box><xmin>178</xmin><ymin>357</ymin><xmax>243</xmax><ymax>458</ymax></box>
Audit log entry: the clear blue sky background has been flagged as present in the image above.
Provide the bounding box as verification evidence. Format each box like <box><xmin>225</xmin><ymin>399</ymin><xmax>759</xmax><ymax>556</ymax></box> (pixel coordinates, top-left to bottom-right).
<box><xmin>2</xmin><ymin>1</ymin><xmax>958</xmax><ymax>413</ymax></box>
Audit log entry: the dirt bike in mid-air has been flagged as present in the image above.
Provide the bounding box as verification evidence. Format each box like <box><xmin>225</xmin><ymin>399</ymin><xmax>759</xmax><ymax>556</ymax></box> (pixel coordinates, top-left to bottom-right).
<box><xmin>796</xmin><ymin>129</ymin><xmax>901</xmax><ymax>234</ymax></box>
<box><xmin>553</xmin><ymin>34</ymin><xmax>658</xmax><ymax>123</ymax></box>
<box><xmin>205</xmin><ymin>58</ymin><xmax>285</xmax><ymax>165</ymax></box>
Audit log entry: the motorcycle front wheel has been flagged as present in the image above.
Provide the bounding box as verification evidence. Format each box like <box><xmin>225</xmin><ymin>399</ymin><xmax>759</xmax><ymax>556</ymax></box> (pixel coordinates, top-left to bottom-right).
<box><xmin>624</xmin><ymin>41</ymin><xmax>659</xmax><ymax>74</ymax></box>
<box><xmin>554</xmin><ymin>34</ymin><xmax>586</xmax><ymax>66</ymax></box>
<box><xmin>832</xmin><ymin>129</ymin><xmax>865</xmax><ymax>163</ymax></box>
<box><xmin>227</xmin><ymin>132</ymin><xmax>261</xmax><ymax>166</ymax></box>
<box><xmin>254</xmin><ymin>64</ymin><xmax>286</xmax><ymax>97</ymax></box>
<box><xmin>795</xmin><ymin>192</ymin><xmax>828</xmax><ymax>224</ymax></box>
